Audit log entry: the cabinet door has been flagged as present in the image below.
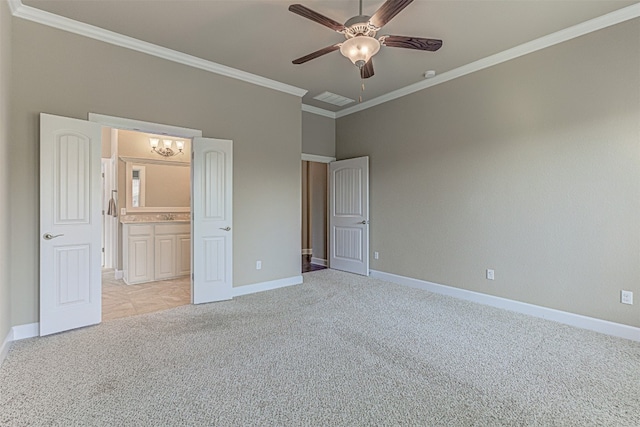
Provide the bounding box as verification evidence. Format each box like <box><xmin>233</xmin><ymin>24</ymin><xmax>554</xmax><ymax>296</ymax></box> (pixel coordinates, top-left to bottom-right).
<box><xmin>128</xmin><ymin>235</ymin><xmax>154</xmax><ymax>284</ymax></box>
<box><xmin>155</xmin><ymin>235</ymin><xmax>176</xmax><ymax>280</ymax></box>
<box><xmin>176</xmin><ymin>234</ymin><xmax>191</xmax><ymax>276</ymax></box>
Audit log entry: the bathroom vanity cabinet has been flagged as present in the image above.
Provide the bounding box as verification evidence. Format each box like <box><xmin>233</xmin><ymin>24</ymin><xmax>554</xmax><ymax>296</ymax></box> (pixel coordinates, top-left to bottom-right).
<box><xmin>122</xmin><ymin>222</ymin><xmax>191</xmax><ymax>285</ymax></box>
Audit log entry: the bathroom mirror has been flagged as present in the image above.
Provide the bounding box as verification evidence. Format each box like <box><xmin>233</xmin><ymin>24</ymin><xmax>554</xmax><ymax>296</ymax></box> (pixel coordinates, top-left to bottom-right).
<box><xmin>122</xmin><ymin>157</ymin><xmax>191</xmax><ymax>213</ymax></box>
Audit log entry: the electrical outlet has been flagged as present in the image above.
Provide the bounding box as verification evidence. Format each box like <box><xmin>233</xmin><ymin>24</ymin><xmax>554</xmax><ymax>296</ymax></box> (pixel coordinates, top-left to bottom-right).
<box><xmin>120</xmin><ymin>208</ymin><xmax>126</xmax><ymax>216</ymax></box>
<box><xmin>621</xmin><ymin>290</ymin><xmax>633</xmax><ymax>305</ymax></box>
<box><xmin>256</xmin><ymin>260</ymin><xmax>262</xmax><ymax>270</ymax></box>
<box><xmin>374</xmin><ymin>251</ymin><xmax>379</xmax><ymax>260</ymax></box>
<box><xmin>486</xmin><ymin>269</ymin><xmax>495</xmax><ymax>280</ymax></box>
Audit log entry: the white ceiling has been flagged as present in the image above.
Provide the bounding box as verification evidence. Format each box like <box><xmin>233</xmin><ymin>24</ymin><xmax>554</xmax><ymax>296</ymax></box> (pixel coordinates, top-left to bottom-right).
<box><xmin>21</xmin><ymin>0</ymin><xmax>639</xmax><ymax>113</ymax></box>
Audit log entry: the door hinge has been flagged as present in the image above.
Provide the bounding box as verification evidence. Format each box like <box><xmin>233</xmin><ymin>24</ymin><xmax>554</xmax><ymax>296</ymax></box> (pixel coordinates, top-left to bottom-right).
<box><xmin>102</xmin><ymin>172</ymin><xmax>105</xmax><ymax>178</ymax></box>
<box><xmin>101</xmin><ymin>247</ymin><xmax>105</xmax><ymax>253</ymax></box>
<box><xmin>192</xmin><ymin>272</ymin><xmax>194</xmax><ymax>281</ymax></box>
<box><xmin>102</xmin><ymin>210</ymin><xmax>105</xmax><ymax>215</ymax></box>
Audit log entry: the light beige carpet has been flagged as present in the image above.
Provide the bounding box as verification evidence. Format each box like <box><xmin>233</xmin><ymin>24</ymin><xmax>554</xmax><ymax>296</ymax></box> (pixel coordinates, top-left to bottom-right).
<box><xmin>1</xmin><ymin>269</ymin><xmax>639</xmax><ymax>426</ymax></box>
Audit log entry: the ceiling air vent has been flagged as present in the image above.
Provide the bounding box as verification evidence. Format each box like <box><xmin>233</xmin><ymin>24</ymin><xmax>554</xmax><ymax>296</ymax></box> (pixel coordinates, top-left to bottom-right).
<box><xmin>313</xmin><ymin>91</ymin><xmax>355</xmax><ymax>107</ymax></box>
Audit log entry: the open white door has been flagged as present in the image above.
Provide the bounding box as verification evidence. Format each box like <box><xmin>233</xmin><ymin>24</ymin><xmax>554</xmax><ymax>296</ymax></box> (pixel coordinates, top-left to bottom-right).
<box><xmin>329</xmin><ymin>156</ymin><xmax>369</xmax><ymax>276</ymax></box>
<box><xmin>40</xmin><ymin>113</ymin><xmax>103</xmax><ymax>336</ymax></box>
<box><xmin>192</xmin><ymin>137</ymin><xmax>233</xmax><ymax>303</ymax></box>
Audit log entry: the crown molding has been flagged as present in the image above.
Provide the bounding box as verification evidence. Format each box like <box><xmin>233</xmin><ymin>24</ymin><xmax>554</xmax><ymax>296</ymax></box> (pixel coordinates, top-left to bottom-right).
<box><xmin>8</xmin><ymin>0</ymin><xmax>307</xmax><ymax>98</ymax></box>
<box><xmin>301</xmin><ymin>104</ymin><xmax>337</xmax><ymax>119</ymax></box>
<box><xmin>7</xmin><ymin>0</ymin><xmax>20</xmax><ymax>14</ymax></box>
<box><xmin>336</xmin><ymin>2</ymin><xmax>640</xmax><ymax>118</ymax></box>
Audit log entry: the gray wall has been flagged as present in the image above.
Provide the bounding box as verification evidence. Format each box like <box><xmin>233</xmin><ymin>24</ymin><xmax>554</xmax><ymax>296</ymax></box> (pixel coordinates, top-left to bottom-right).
<box><xmin>302</xmin><ymin>111</ymin><xmax>335</xmax><ymax>158</ymax></box>
<box><xmin>0</xmin><ymin>2</ymin><xmax>13</xmax><ymax>343</ymax></box>
<box><xmin>336</xmin><ymin>19</ymin><xmax>640</xmax><ymax>327</ymax></box>
<box><xmin>10</xmin><ymin>18</ymin><xmax>302</xmax><ymax>326</ymax></box>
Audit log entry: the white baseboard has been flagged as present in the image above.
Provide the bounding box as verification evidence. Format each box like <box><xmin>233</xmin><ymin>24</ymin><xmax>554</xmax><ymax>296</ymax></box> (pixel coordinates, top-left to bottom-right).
<box><xmin>0</xmin><ymin>328</ymin><xmax>13</xmax><ymax>366</ymax></box>
<box><xmin>310</xmin><ymin>257</ymin><xmax>327</xmax><ymax>267</ymax></box>
<box><xmin>370</xmin><ymin>270</ymin><xmax>640</xmax><ymax>342</ymax></box>
<box><xmin>114</xmin><ymin>270</ymin><xmax>124</xmax><ymax>280</ymax></box>
<box><xmin>232</xmin><ymin>275</ymin><xmax>303</xmax><ymax>297</ymax></box>
<box><xmin>302</xmin><ymin>249</ymin><xmax>312</xmax><ymax>255</ymax></box>
<box><xmin>12</xmin><ymin>322</ymin><xmax>39</xmax><ymax>340</ymax></box>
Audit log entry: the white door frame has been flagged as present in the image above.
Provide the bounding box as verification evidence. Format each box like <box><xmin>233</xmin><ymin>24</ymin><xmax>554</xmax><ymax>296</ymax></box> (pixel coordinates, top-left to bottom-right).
<box><xmin>301</xmin><ymin>153</ymin><xmax>334</xmax><ymax>268</ymax></box>
<box><xmin>88</xmin><ymin>114</ymin><xmax>203</xmax><ymax>140</ymax></box>
<box><xmin>101</xmin><ymin>158</ymin><xmax>115</xmax><ymax>268</ymax></box>
<box><xmin>301</xmin><ymin>154</ymin><xmax>335</xmax><ymax>163</ymax></box>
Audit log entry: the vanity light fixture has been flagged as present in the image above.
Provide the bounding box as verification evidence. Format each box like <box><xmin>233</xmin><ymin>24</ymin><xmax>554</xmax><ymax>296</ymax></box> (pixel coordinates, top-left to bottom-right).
<box><xmin>149</xmin><ymin>137</ymin><xmax>184</xmax><ymax>157</ymax></box>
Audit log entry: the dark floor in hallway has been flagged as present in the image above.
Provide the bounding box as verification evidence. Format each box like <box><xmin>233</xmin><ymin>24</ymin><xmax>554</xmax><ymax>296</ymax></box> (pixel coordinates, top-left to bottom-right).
<box><xmin>302</xmin><ymin>255</ymin><xmax>327</xmax><ymax>273</ymax></box>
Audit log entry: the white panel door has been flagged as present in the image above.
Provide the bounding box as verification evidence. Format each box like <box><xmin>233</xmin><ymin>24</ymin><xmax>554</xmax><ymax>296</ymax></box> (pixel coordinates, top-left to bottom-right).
<box><xmin>192</xmin><ymin>137</ymin><xmax>233</xmax><ymax>304</ymax></box>
<box><xmin>40</xmin><ymin>113</ymin><xmax>103</xmax><ymax>336</ymax></box>
<box><xmin>329</xmin><ymin>156</ymin><xmax>369</xmax><ymax>276</ymax></box>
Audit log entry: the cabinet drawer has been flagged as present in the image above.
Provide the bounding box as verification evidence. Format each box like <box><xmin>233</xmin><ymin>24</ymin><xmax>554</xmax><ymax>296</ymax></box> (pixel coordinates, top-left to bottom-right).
<box><xmin>155</xmin><ymin>224</ymin><xmax>190</xmax><ymax>235</ymax></box>
<box><xmin>127</xmin><ymin>225</ymin><xmax>153</xmax><ymax>236</ymax></box>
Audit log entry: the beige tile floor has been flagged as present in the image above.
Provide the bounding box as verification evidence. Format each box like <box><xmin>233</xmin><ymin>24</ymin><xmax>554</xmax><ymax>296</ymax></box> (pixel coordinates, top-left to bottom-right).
<box><xmin>102</xmin><ymin>269</ymin><xmax>191</xmax><ymax>321</ymax></box>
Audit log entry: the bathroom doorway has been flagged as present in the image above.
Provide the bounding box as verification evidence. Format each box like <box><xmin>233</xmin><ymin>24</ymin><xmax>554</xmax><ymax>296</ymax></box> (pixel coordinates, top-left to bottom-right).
<box><xmin>101</xmin><ymin>127</ymin><xmax>192</xmax><ymax>321</ymax></box>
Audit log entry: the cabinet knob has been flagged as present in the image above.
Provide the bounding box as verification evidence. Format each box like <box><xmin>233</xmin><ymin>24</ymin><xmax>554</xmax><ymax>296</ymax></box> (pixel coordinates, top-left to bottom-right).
<box><xmin>219</xmin><ymin>227</ymin><xmax>231</xmax><ymax>231</ymax></box>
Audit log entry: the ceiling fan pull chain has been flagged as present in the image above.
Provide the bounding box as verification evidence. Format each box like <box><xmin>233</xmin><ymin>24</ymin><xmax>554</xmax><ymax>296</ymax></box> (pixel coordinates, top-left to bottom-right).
<box><xmin>359</xmin><ymin>77</ymin><xmax>365</xmax><ymax>103</ymax></box>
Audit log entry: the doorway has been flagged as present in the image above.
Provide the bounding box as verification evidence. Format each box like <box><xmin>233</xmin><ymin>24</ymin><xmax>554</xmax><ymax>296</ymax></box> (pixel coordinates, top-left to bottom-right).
<box><xmin>100</xmin><ymin>128</ymin><xmax>192</xmax><ymax>321</ymax></box>
<box><xmin>301</xmin><ymin>156</ymin><xmax>332</xmax><ymax>273</ymax></box>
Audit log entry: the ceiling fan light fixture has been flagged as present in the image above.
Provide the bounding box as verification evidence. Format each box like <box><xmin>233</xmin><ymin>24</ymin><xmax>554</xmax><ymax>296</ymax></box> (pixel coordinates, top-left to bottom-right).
<box><xmin>339</xmin><ymin>36</ymin><xmax>380</xmax><ymax>67</ymax></box>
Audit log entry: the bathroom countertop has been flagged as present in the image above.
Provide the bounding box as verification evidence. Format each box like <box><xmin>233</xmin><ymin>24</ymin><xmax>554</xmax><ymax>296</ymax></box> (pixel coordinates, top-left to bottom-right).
<box><xmin>120</xmin><ymin>214</ymin><xmax>190</xmax><ymax>224</ymax></box>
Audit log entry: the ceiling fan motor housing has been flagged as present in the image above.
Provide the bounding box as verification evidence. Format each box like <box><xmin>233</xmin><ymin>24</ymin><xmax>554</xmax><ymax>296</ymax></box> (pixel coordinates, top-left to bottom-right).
<box><xmin>344</xmin><ymin>15</ymin><xmax>377</xmax><ymax>38</ymax></box>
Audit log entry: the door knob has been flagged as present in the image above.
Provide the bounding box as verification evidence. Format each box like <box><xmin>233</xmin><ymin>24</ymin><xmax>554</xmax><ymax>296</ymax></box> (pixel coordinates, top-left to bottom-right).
<box><xmin>358</xmin><ymin>220</ymin><xmax>369</xmax><ymax>225</ymax></box>
<box><xmin>219</xmin><ymin>227</ymin><xmax>231</xmax><ymax>231</ymax></box>
<box><xmin>43</xmin><ymin>233</ymin><xmax>64</xmax><ymax>240</ymax></box>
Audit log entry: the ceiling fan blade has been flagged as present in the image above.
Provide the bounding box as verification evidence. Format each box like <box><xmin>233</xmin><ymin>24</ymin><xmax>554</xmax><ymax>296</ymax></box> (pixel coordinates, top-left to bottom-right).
<box><xmin>369</xmin><ymin>0</ymin><xmax>414</xmax><ymax>29</ymax></box>
<box><xmin>360</xmin><ymin>59</ymin><xmax>374</xmax><ymax>79</ymax></box>
<box><xmin>380</xmin><ymin>35</ymin><xmax>443</xmax><ymax>51</ymax></box>
<box><xmin>292</xmin><ymin>44</ymin><xmax>341</xmax><ymax>64</ymax></box>
<box><xmin>288</xmin><ymin>4</ymin><xmax>346</xmax><ymax>32</ymax></box>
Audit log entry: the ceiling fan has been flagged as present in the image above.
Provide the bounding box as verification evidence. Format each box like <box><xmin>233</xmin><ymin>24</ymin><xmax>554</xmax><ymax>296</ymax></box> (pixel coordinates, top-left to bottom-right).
<box><xmin>289</xmin><ymin>0</ymin><xmax>443</xmax><ymax>79</ymax></box>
